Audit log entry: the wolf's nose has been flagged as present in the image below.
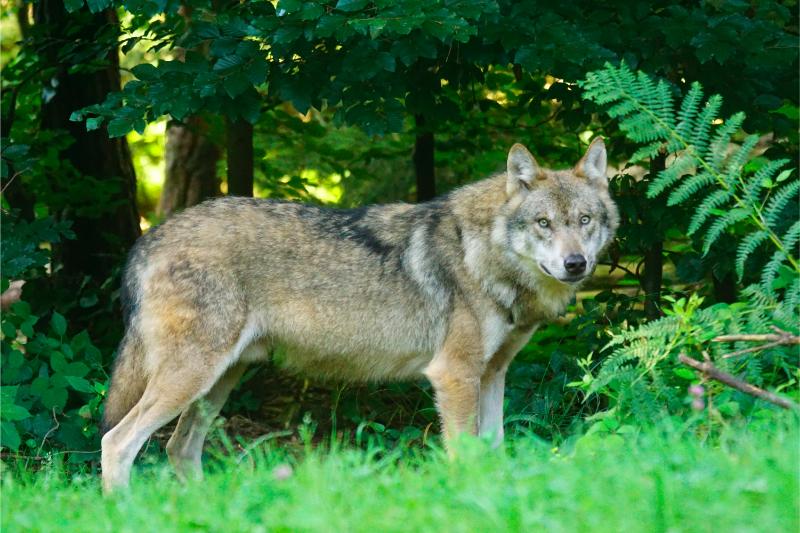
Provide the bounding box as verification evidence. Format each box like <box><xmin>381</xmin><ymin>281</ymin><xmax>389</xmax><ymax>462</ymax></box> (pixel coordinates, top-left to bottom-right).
<box><xmin>564</xmin><ymin>254</ymin><xmax>587</xmax><ymax>275</ymax></box>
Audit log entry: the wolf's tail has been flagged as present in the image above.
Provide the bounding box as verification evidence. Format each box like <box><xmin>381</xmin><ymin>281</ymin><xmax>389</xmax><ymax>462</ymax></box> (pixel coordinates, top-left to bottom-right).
<box><xmin>101</xmin><ymin>332</ymin><xmax>147</xmax><ymax>435</ymax></box>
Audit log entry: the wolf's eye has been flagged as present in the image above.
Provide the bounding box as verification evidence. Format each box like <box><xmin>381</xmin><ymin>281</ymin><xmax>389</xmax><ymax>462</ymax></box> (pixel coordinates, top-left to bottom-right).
<box><xmin>580</xmin><ymin>215</ymin><xmax>591</xmax><ymax>225</ymax></box>
<box><xmin>537</xmin><ymin>218</ymin><xmax>549</xmax><ymax>228</ymax></box>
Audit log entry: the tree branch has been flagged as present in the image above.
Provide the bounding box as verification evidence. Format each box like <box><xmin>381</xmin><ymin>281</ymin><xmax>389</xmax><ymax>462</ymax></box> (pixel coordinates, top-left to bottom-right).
<box><xmin>678</xmin><ymin>353</ymin><xmax>799</xmax><ymax>411</ymax></box>
<box><xmin>713</xmin><ymin>327</ymin><xmax>800</xmax><ymax>359</ymax></box>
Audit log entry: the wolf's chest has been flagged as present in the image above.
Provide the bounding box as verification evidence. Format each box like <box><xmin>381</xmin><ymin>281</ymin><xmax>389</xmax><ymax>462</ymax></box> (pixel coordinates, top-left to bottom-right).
<box><xmin>512</xmin><ymin>283</ymin><xmax>575</xmax><ymax>326</ymax></box>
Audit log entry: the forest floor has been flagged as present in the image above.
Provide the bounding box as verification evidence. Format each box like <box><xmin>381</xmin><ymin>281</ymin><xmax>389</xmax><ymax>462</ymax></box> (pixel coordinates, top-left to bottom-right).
<box><xmin>3</xmin><ymin>415</ymin><xmax>797</xmax><ymax>533</ymax></box>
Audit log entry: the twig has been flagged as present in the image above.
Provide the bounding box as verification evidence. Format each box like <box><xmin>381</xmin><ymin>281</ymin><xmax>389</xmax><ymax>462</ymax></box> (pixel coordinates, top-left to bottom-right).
<box><xmin>712</xmin><ymin>327</ymin><xmax>800</xmax><ymax>359</ymax></box>
<box><xmin>678</xmin><ymin>353</ymin><xmax>799</xmax><ymax>411</ymax></box>
<box><xmin>720</xmin><ymin>339</ymin><xmax>791</xmax><ymax>359</ymax></box>
<box><xmin>713</xmin><ymin>332</ymin><xmax>800</xmax><ymax>345</ymax></box>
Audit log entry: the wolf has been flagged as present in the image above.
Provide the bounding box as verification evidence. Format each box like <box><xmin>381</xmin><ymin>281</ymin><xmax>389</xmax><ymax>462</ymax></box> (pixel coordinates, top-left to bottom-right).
<box><xmin>100</xmin><ymin>138</ymin><xmax>618</xmax><ymax>491</ymax></box>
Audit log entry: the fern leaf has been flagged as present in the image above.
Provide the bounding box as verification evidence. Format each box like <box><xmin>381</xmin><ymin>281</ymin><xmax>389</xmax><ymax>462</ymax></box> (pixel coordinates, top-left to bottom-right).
<box><xmin>708</xmin><ymin>112</ymin><xmax>746</xmax><ymax>172</ymax></box>
<box><xmin>702</xmin><ymin>207</ymin><xmax>751</xmax><ymax>255</ymax></box>
<box><xmin>781</xmin><ymin>219</ymin><xmax>800</xmax><ymax>254</ymax></box>
<box><xmin>742</xmin><ymin>159</ymin><xmax>790</xmax><ymax>206</ymax></box>
<box><xmin>674</xmin><ymin>82</ymin><xmax>704</xmax><ymax>141</ymax></box>
<box><xmin>687</xmin><ymin>188</ymin><xmax>735</xmax><ymax>235</ymax></box>
<box><xmin>786</xmin><ymin>276</ymin><xmax>800</xmax><ymax>310</ymax></box>
<box><xmin>653</xmin><ymin>80</ymin><xmax>675</xmax><ymax>128</ymax></box>
<box><xmin>722</xmin><ymin>135</ymin><xmax>760</xmax><ymax>188</ymax></box>
<box><xmin>735</xmin><ymin>230</ymin><xmax>770</xmax><ymax>280</ymax></box>
<box><xmin>764</xmin><ymin>180</ymin><xmax>800</xmax><ymax>228</ymax></box>
<box><xmin>690</xmin><ymin>94</ymin><xmax>723</xmax><ymax>158</ymax></box>
<box><xmin>761</xmin><ymin>249</ymin><xmax>788</xmax><ymax>295</ymax></box>
<box><xmin>647</xmin><ymin>153</ymin><xmax>695</xmax><ymax>198</ymax></box>
<box><xmin>630</xmin><ymin>141</ymin><xmax>665</xmax><ymax>163</ymax></box>
<box><xmin>666</xmin><ymin>171</ymin><xmax>715</xmax><ymax>206</ymax></box>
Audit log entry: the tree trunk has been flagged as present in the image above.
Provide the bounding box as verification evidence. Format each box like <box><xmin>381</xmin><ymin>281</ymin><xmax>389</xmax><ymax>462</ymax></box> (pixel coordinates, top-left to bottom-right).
<box><xmin>413</xmin><ymin>114</ymin><xmax>436</xmax><ymax>202</ymax></box>
<box><xmin>35</xmin><ymin>1</ymin><xmax>140</xmax><ymax>279</ymax></box>
<box><xmin>225</xmin><ymin>117</ymin><xmax>253</xmax><ymax>197</ymax></box>
<box><xmin>159</xmin><ymin>117</ymin><xmax>220</xmax><ymax>217</ymax></box>
<box><xmin>642</xmin><ymin>152</ymin><xmax>666</xmax><ymax>320</ymax></box>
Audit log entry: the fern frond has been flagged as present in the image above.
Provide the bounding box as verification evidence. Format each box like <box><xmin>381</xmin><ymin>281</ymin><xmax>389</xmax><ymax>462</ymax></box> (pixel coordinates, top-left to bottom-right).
<box><xmin>764</xmin><ymin>180</ymin><xmax>800</xmax><ymax>228</ymax></box>
<box><xmin>735</xmin><ymin>230</ymin><xmax>770</xmax><ymax>280</ymax></box>
<box><xmin>674</xmin><ymin>82</ymin><xmax>704</xmax><ymax>141</ymax></box>
<box><xmin>689</xmin><ymin>94</ymin><xmax>723</xmax><ymax>158</ymax></box>
<box><xmin>761</xmin><ymin>249</ymin><xmax>788</xmax><ymax>295</ymax></box>
<box><xmin>742</xmin><ymin>159</ymin><xmax>790</xmax><ymax>206</ymax></box>
<box><xmin>707</xmin><ymin>112</ymin><xmax>746</xmax><ymax>173</ymax></box>
<box><xmin>647</xmin><ymin>152</ymin><xmax>695</xmax><ymax>198</ymax></box>
<box><xmin>702</xmin><ymin>207</ymin><xmax>751</xmax><ymax>255</ymax></box>
<box><xmin>786</xmin><ymin>277</ymin><xmax>800</xmax><ymax>310</ymax></box>
<box><xmin>722</xmin><ymin>134</ymin><xmax>760</xmax><ymax>187</ymax></box>
<box><xmin>666</xmin><ymin>171</ymin><xmax>715</xmax><ymax>206</ymax></box>
<box><xmin>687</xmin><ymin>188</ymin><xmax>735</xmax><ymax>235</ymax></box>
<box><xmin>630</xmin><ymin>142</ymin><xmax>665</xmax><ymax>163</ymax></box>
<box><xmin>653</xmin><ymin>80</ymin><xmax>675</xmax><ymax>127</ymax></box>
<box><xmin>782</xmin><ymin>220</ymin><xmax>800</xmax><ymax>254</ymax></box>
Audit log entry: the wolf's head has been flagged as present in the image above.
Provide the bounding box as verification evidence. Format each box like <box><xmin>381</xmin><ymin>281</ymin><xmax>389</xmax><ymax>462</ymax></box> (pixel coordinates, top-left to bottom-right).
<box><xmin>496</xmin><ymin>138</ymin><xmax>619</xmax><ymax>285</ymax></box>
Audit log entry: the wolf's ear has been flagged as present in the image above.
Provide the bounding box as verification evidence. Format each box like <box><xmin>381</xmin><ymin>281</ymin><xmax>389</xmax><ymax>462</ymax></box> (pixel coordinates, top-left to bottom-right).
<box><xmin>575</xmin><ymin>137</ymin><xmax>607</xmax><ymax>184</ymax></box>
<box><xmin>507</xmin><ymin>143</ymin><xmax>541</xmax><ymax>195</ymax></box>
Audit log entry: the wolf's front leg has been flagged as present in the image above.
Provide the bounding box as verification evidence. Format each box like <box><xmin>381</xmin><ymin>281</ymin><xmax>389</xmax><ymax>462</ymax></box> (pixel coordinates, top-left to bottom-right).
<box><xmin>479</xmin><ymin>370</ymin><xmax>506</xmax><ymax>447</ymax></box>
<box><xmin>478</xmin><ymin>328</ymin><xmax>535</xmax><ymax>448</ymax></box>
<box><xmin>424</xmin><ymin>308</ymin><xmax>483</xmax><ymax>455</ymax></box>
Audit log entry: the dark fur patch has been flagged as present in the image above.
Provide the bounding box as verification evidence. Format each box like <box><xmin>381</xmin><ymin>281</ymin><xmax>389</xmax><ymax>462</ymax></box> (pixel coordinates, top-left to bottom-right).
<box><xmin>312</xmin><ymin>206</ymin><xmax>395</xmax><ymax>257</ymax></box>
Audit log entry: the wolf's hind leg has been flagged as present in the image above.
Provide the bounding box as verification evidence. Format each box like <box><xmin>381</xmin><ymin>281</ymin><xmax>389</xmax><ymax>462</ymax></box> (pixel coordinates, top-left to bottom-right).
<box><xmin>166</xmin><ymin>362</ymin><xmax>248</xmax><ymax>481</ymax></box>
<box><xmin>101</xmin><ymin>356</ymin><xmax>232</xmax><ymax>493</ymax></box>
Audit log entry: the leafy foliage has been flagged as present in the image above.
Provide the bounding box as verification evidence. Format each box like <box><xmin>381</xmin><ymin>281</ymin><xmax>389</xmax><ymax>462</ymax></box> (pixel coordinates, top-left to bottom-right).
<box><xmin>0</xmin><ymin>211</ymin><xmax>107</xmax><ymax>458</ymax></box>
<box><xmin>582</xmin><ymin>62</ymin><xmax>799</xmax><ymax>294</ymax></box>
<box><xmin>579</xmin><ymin>64</ymin><xmax>799</xmax><ymax>422</ymax></box>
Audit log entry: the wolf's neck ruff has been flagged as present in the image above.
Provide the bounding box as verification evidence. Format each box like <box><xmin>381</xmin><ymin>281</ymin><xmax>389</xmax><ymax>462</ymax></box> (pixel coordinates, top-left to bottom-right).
<box><xmin>101</xmin><ymin>139</ymin><xmax>618</xmax><ymax>492</ymax></box>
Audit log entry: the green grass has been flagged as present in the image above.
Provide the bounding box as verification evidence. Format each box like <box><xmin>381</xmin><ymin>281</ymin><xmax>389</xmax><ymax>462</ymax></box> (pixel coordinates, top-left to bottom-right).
<box><xmin>3</xmin><ymin>417</ymin><xmax>798</xmax><ymax>533</ymax></box>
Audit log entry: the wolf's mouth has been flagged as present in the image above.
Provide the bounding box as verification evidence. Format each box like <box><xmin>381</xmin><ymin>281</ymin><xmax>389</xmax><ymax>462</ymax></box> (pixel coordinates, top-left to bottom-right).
<box><xmin>538</xmin><ymin>262</ymin><xmax>587</xmax><ymax>284</ymax></box>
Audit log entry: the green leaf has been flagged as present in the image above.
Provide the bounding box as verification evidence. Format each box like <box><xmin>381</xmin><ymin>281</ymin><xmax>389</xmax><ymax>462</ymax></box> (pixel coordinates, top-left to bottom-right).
<box><xmin>1</xmin><ymin>404</ymin><xmax>31</xmax><ymax>421</ymax></box>
<box><xmin>107</xmin><ymin>118</ymin><xmax>133</xmax><ymax>138</ymax></box>
<box><xmin>19</xmin><ymin>318</ymin><xmax>35</xmax><ymax>338</ymax></box>
<box><xmin>775</xmin><ymin>169</ymin><xmax>794</xmax><ymax>183</ymax></box>
<box><xmin>335</xmin><ymin>0</ymin><xmax>367</xmax><ymax>12</ymax></box>
<box><xmin>65</xmin><ymin>376</ymin><xmax>94</xmax><ymax>393</ymax></box>
<box><xmin>85</xmin><ymin>0</ymin><xmax>111</xmax><ymax>13</ymax></box>
<box><xmin>213</xmin><ymin>55</ymin><xmax>244</xmax><ymax>71</ymax></box>
<box><xmin>63</xmin><ymin>0</ymin><xmax>84</xmax><ymax>13</ymax></box>
<box><xmin>64</xmin><ymin>362</ymin><xmax>89</xmax><ymax>378</ymax></box>
<box><xmin>30</xmin><ymin>377</ymin><xmax>49</xmax><ymax>396</ymax></box>
<box><xmin>246</xmin><ymin>59</ymin><xmax>269</xmax><ymax>86</ymax></box>
<box><xmin>224</xmin><ymin>73</ymin><xmax>251</xmax><ymax>98</ymax></box>
<box><xmin>277</xmin><ymin>0</ymin><xmax>303</xmax><ymax>14</ymax></box>
<box><xmin>3</xmin><ymin>144</ymin><xmax>29</xmax><ymax>159</ymax></box>
<box><xmin>673</xmin><ymin>368</ymin><xmax>696</xmax><ymax>380</ymax></box>
<box><xmin>131</xmin><ymin>63</ymin><xmax>159</xmax><ymax>81</ymax></box>
<box><xmin>376</xmin><ymin>52</ymin><xmax>395</xmax><ymax>72</ymax></box>
<box><xmin>41</xmin><ymin>386</ymin><xmax>68</xmax><ymax>411</ymax></box>
<box><xmin>51</xmin><ymin>352</ymin><xmax>68</xmax><ymax>374</ymax></box>
<box><xmin>51</xmin><ymin>312</ymin><xmax>67</xmax><ymax>337</ymax></box>
<box><xmin>1</xmin><ymin>386</ymin><xmax>19</xmax><ymax>405</ymax></box>
<box><xmin>1</xmin><ymin>421</ymin><xmax>21</xmax><ymax>451</ymax></box>
<box><xmin>1</xmin><ymin>320</ymin><xmax>17</xmax><ymax>338</ymax></box>
<box><xmin>85</xmin><ymin>117</ymin><xmax>104</xmax><ymax>131</ymax></box>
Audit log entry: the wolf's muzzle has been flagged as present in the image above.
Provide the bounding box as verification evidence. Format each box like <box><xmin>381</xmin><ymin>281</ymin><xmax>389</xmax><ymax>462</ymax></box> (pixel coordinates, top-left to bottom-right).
<box><xmin>564</xmin><ymin>254</ymin><xmax>587</xmax><ymax>275</ymax></box>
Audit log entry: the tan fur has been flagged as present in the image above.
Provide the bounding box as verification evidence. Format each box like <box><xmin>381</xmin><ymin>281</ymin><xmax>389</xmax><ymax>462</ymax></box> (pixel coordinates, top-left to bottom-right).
<box><xmin>101</xmin><ymin>138</ymin><xmax>619</xmax><ymax>491</ymax></box>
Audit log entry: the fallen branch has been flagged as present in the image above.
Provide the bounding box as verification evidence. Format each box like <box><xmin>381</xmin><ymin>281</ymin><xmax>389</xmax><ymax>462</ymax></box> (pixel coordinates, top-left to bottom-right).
<box><xmin>678</xmin><ymin>353</ymin><xmax>799</xmax><ymax>411</ymax></box>
<box><xmin>713</xmin><ymin>327</ymin><xmax>800</xmax><ymax>359</ymax></box>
